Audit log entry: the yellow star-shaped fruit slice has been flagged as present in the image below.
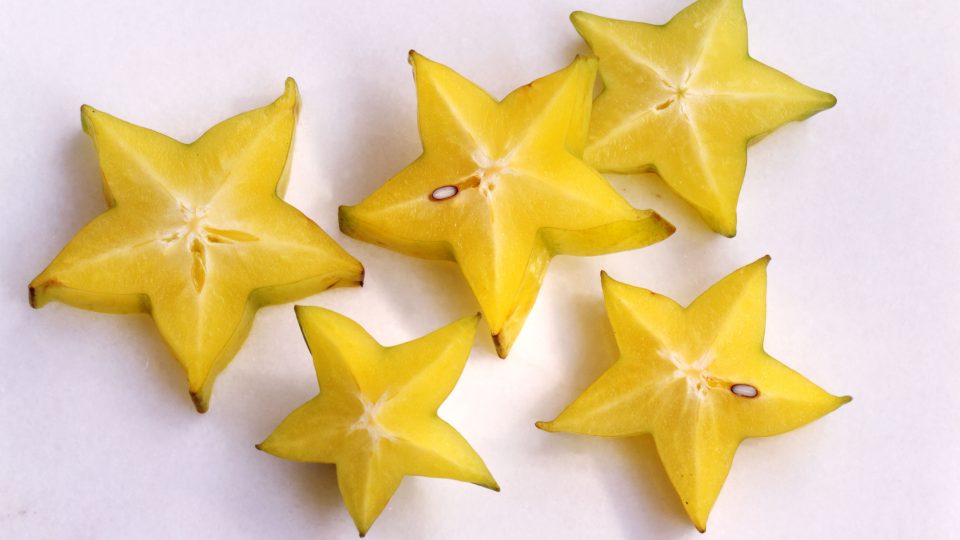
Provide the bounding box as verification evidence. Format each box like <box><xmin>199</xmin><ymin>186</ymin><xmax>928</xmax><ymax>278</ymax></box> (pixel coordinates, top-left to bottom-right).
<box><xmin>340</xmin><ymin>53</ymin><xmax>675</xmax><ymax>358</ymax></box>
<box><xmin>257</xmin><ymin>307</ymin><xmax>498</xmax><ymax>536</ymax></box>
<box><xmin>29</xmin><ymin>80</ymin><xmax>364</xmax><ymax>412</ymax></box>
<box><xmin>572</xmin><ymin>0</ymin><xmax>837</xmax><ymax>236</ymax></box>
<box><xmin>537</xmin><ymin>257</ymin><xmax>850</xmax><ymax>531</ymax></box>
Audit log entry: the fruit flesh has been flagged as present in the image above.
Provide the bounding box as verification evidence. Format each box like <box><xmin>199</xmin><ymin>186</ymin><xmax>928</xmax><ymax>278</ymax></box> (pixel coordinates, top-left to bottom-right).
<box><xmin>29</xmin><ymin>79</ymin><xmax>364</xmax><ymax>412</ymax></box>
<box><xmin>340</xmin><ymin>53</ymin><xmax>674</xmax><ymax>357</ymax></box>
<box><xmin>258</xmin><ymin>308</ymin><xmax>498</xmax><ymax>536</ymax></box>
<box><xmin>573</xmin><ymin>0</ymin><xmax>836</xmax><ymax>236</ymax></box>
<box><xmin>538</xmin><ymin>257</ymin><xmax>850</xmax><ymax>531</ymax></box>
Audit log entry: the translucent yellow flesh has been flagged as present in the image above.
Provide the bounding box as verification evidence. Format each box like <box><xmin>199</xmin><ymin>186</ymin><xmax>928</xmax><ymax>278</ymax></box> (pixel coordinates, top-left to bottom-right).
<box><xmin>29</xmin><ymin>80</ymin><xmax>363</xmax><ymax>411</ymax></box>
<box><xmin>258</xmin><ymin>308</ymin><xmax>497</xmax><ymax>536</ymax></box>
<box><xmin>538</xmin><ymin>257</ymin><xmax>850</xmax><ymax>531</ymax></box>
<box><xmin>573</xmin><ymin>0</ymin><xmax>836</xmax><ymax>236</ymax></box>
<box><xmin>340</xmin><ymin>53</ymin><xmax>674</xmax><ymax>357</ymax></box>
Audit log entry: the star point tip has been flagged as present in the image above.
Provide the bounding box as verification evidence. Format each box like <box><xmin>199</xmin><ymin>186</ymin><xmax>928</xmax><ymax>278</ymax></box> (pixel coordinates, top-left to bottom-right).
<box><xmin>189</xmin><ymin>391</ymin><xmax>209</xmax><ymax>413</ymax></box>
<box><xmin>27</xmin><ymin>285</ymin><xmax>37</xmax><ymax>309</ymax></box>
<box><xmin>491</xmin><ymin>333</ymin><xmax>510</xmax><ymax>359</ymax></box>
<box><xmin>569</xmin><ymin>10</ymin><xmax>590</xmax><ymax>25</ymax></box>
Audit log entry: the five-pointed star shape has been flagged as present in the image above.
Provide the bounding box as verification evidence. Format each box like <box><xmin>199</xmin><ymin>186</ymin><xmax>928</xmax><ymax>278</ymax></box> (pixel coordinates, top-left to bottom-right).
<box><xmin>572</xmin><ymin>0</ymin><xmax>837</xmax><ymax>236</ymax></box>
<box><xmin>257</xmin><ymin>307</ymin><xmax>498</xmax><ymax>537</ymax></box>
<box><xmin>538</xmin><ymin>257</ymin><xmax>850</xmax><ymax>531</ymax></box>
<box><xmin>340</xmin><ymin>52</ymin><xmax>675</xmax><ymax>358</ymax></box>
<box><xmin>29</xmin><ymin>79</ymin><xmax>364</xmax><ymax>412</ymax></box>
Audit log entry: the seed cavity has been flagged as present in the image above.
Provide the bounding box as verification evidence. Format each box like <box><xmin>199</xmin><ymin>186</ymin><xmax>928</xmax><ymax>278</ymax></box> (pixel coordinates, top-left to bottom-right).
<box><xmin>190</xmin><ymin>237</ymin><xmax>206</xmax><ymax>293</ymax></box>
<box><xmin>731</xmin><ymin>383</ymin><xmax>759</xmax><ymax>398</ymax></box>
<box><xmin>656</xmin><ymin>99</ymin><xmax>675</xmax><ymax>111</ymax></box>
<box><xmin>430</xmin><ymin>185</ymin><xmax>459</xmax><ymax>201</ymax></box>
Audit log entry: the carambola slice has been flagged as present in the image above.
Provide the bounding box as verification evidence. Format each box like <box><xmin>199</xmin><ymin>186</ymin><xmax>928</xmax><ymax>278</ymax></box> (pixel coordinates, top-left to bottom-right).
<box><xmin>538</xmin><ymin>257</ymin><xmax>850</xmax><ymax>531</ymax></box>
<box><xmin>29</xmin><ymin>80</ymin><xmax>364</xmax><ymax>412</ymax></box>
<box><xmin>573</xmin><ymin>0</ymin><xmax>836</xmax><ymax>235</ymax></box>
<box><xmin>340</xmin><ymin>53</ymin><xmax>674</xmax><ymax>358</ymax></box>
<box><xmin>258</xmin><ymin>308</ymin><xmax>498</xmax><ymax>536</ymax></box>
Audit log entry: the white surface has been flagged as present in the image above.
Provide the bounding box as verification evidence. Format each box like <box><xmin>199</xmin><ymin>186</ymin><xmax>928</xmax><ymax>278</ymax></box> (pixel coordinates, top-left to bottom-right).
<box><xmin>1</xmin><ymin>1</ymin><xmax>958</xmax><ymax>538</ymax></box>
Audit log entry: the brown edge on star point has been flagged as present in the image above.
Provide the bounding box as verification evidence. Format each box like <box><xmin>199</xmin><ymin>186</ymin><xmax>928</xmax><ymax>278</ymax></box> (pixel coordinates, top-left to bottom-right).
<box><xmin>491</xmin><ymin>333</ymin><xmax>508</xmax><ymax>359</ymax></box>
<box><xmin>190</xmin><ymin>391</ymin><xmax>209</xmax><ymax>414</ymax></box>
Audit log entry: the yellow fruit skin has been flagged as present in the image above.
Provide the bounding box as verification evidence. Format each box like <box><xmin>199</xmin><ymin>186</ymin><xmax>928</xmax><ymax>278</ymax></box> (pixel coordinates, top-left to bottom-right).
<box><xmin>29</xmin><ymin>79</ymin><xmax>363</xmax><ymax>412</ymax></box>
<box><xmin>340</xmin><ymin>52</ymin><xmax>674</xmax><ymax>357</ymax></box>
<box><xmin>538</xmin><ymin>257</ymin><xmax>850</xmax><ymax>531</ymax></box>
<box><xmin>258</xmin><ymin>308</ymin><xmax>497</xmax><ymax>536</ymax></box>
<box><xmin>571</xmin><ymin>0</ymin><xmax>837</xmax><ymax>236</ymax></box>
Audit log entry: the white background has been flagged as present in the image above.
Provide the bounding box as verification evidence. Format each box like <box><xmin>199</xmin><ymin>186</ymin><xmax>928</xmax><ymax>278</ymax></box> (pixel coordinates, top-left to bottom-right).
<box><xmin>1</xmin><ymin>0</ymin><xmax>958</xmax><ymax>538</ymax></box>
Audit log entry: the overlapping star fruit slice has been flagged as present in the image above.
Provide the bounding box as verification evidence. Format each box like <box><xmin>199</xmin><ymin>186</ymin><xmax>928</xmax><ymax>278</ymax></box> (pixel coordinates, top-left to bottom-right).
<box><xmin>573</xmin><ymin>0</ymin><xmax>836</xmax><ymax>236</ymax></box>
<box><xmin>258</xmin><ymin>307</ymin><xmax>498</xmax><ymax>536</ymax></box>
<box><xmin>340</xmin><ymin>52</ymin><xmax>675</xmax><ymax>358</ymax></box>
<box><xmin>29</xmin><ymin>79</ymin><xmax>364</xmax><ymax>412</ymax></box>
<box><xmin>538</xmin><ymin>257</ymin><xmax>850</xmax><ymax>531</ymax></box>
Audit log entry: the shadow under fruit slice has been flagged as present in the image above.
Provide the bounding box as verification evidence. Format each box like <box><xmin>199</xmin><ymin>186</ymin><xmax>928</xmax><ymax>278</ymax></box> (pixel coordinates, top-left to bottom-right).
<box><xmin>573</xmin><ymin>0</ymin><xmax>837</xmax><ymax>236</ymax></box>
<box><xmin>29</xmin><ymin>79</ymin><xmax>364</xmax><ymax>412</ymax></box>
<box><xmin>340</xmin><ymin>52</ymin><xmax>675</xmax><ymax>358</ymax></box>
<box><xmin>537</xmin><ymin>257</ymin><xmax>850</xmax><ymax>532</ymax></box>
<box><xmin>257</xmin><ymin>307</ymin><xmax>498</xmax><ymax>537</ymax></box>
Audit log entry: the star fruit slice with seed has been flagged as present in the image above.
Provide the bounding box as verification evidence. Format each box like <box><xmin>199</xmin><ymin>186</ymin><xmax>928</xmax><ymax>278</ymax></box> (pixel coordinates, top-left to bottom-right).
<box><xmin>340</xmin><ymin>52</ymin><xmax>675</xmax><ymax>358</ymax></box>
<box><xmin>538</xmin><ymin>257</ymin><xmax>851</xmax><ymax>531</ymax></box>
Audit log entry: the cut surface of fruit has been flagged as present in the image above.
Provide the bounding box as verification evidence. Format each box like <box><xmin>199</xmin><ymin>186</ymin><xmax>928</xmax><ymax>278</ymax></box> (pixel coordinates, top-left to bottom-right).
<box><xmin>572</xmin><ymin>0</ymin><xmax>837</xmax><ymax>236</ymax></box>
<box><xmin>537</xmin><ymin>257</ymin><xmax>850</xmax><ymax>532</ymax></box>
<box><xmin>257</xmin><ymin>308</ymin><xmax>498</xmax><ymax>537</ymax></box>
<box><xmin>340</xmin><ymin>52</ymin><xmax>675</xmax><ymax>358</ymax></box>
<box><xmin>29</xmin><ymin>79</ymin><xmax>364</xmax><ymax>412</ymax></box>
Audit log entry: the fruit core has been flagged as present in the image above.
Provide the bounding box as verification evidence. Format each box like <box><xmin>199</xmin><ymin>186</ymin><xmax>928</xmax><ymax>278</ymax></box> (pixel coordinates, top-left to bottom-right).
<box><xmin>430</xmin><ymin>148</ymin><xmax>515</xmax><ymax>201</ymax></box>
<box><xmin>157</xmin><ymin>203</ymin><xmax>259</xmax><ymax>293</ymax></box>
<box><xmin>348</xmin><ymin>393</ymin><xmax>395</xmax><ymax>446</ymax></box>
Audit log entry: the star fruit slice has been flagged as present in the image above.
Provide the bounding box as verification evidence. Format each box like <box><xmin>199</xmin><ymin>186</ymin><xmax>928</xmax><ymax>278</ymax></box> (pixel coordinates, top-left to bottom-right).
<box><xmin>573</xmin><ymin>0</ymin><xmax>837</xmax><ymax>236</ymax></box>
<box><xmin>257</xmin><ymin>307</ymin><xmax>498</xmax><ymax>537</ymax></box>
<box><xmin>538</xmin><ymin>257</ymin><xmax>851</xmax><ymax>531</ymax></box>
<box><xmin>29</xmin><ymin>80</ymin><xmax>364</xmax><ymax>412</ymax></box>
<box><xmin>340</xmin><ymin>52</ymin><xmax>675</xmax><ymax>358</ymax></box>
